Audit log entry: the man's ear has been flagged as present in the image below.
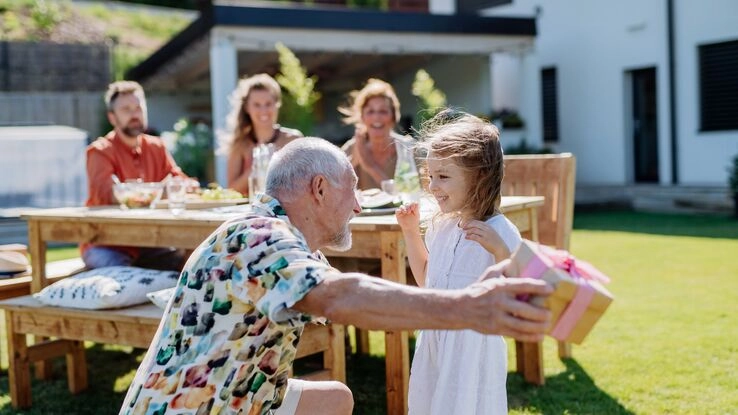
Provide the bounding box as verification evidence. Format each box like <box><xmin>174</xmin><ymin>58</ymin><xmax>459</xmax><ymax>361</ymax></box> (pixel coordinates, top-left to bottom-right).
<box><xmin>310</xmin><ymin>175</ymin><xmax>328</xmax><ymax>204</ymax></box>
<box><xmin>106</xmin><ymin>111</ymin><xmax>116</xmax><ymax>127</ymax></box>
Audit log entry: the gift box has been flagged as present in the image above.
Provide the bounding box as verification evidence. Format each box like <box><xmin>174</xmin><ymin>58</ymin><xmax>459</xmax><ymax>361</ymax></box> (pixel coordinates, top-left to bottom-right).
<box><xmin>508</xmin><ymin>240</ymin><xmax>613</xmax><ymax>344</ymax></box>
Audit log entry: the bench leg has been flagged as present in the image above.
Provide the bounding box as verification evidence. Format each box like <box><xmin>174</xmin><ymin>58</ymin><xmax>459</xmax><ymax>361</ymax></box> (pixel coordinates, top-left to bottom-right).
<box><xmin>66</xmin><ymin>340</ymin><xmax>88</xmax><ymax>393</ymax></box>
<box><xmin>5</xmin><ymin>311</ymin><xmax>32</xmax><ymax>408</ymax></box>
<box><xmin>33</xmin><ymin>336</ymin><xmax>54</xmax><ymax>380</ymax></box>
<box><xmin>34</xmin><ymin>336</ymin><xmax>54</xmax><ymax>380</ymax></box>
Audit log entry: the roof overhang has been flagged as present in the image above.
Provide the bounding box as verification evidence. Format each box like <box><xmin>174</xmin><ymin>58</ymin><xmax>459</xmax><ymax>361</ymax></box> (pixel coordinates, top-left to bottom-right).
<box><xmin>128</xmin><ymin>2</ymin><xmax>536</xmax><ymax>92</ymax></box>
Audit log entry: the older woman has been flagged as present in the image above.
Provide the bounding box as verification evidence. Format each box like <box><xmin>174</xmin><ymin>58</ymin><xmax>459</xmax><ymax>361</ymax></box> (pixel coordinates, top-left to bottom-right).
<box><xmin>222</xmin><ymin>73</ymin><xmax>303</xmax><ymax>195</ymax></box>
<box><xmin>339</xmin><ymin>78</ymin><xmax>414</xmax><ymax>190</ymax></box>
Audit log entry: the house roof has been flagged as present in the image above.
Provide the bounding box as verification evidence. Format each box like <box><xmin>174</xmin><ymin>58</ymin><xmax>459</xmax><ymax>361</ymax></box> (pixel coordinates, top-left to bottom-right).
<box><xmin>128</xmin><ymin>1</ymin><xmax>536</xmax><ymax>91</ymax></box>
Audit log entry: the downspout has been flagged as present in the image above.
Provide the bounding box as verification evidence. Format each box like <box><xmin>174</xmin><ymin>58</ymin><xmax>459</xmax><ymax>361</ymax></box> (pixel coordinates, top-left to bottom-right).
<box><xmin>667</xmin><ymin>0</ymin><xmax>678</xmax><ymax>184</ymax></box>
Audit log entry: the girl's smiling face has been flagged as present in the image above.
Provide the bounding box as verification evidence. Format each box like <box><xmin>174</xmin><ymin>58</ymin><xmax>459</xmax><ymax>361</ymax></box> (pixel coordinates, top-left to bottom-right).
<box><xmin>427</xmin><ymin>152</ymin><xmax>471</xmax><ymax>214</ymax></box>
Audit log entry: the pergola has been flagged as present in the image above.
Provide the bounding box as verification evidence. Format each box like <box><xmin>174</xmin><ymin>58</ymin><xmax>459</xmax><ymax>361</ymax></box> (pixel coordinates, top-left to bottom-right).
<box><xmin>129</xmin><ymin>0</ymin><xmax>536</xmax><ymax>182</ymax></box>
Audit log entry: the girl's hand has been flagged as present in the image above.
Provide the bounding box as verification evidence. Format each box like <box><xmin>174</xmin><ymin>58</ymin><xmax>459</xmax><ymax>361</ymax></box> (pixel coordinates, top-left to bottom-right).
<box><xmin>395</xmin><ymin>202</ymin><xmax>420</xmax><ymax>232</ymax></box>
<box><xmin>462</xmin><ymin>219</ymin><xmax>511</xmax><ymax>260</ymax></box>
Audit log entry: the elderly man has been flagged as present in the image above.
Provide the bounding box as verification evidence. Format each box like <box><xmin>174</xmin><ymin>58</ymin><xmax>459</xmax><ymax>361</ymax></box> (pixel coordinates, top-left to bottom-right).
<box><xmin>119</xmin><ymin>138</ymin><xmax>552</xmax><ymax>415</ymax></box>
<box><xmin>83</xmin><ymin>80</ymin><xmax>189</xmax><ymax>270</ymax></box>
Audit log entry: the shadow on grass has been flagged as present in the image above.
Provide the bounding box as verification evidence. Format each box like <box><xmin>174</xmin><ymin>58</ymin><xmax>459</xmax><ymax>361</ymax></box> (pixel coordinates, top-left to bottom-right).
<box><xmin>0</xmin><ymin>344</ymin><xmax>143</xmax><ymax>415</ymax></box>
<box><xmin>346</xmin><ymin>354</ymin><xmax>388</xmax><ymax>415</ymax></box>
<box><xmin>508</xmin><ymin>358</ymin><xmax>634</xmax><ymax>415</ymax></box>
<box><xmin>573</xmin><ymin>209</ymin><xmax>738</xmax><ymax>239</ymax></box>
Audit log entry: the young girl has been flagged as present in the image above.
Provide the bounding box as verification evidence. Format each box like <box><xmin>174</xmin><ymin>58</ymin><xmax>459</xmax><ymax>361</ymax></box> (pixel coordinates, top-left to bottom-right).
<box><xmin>396</xmin><ymin>110</ymin><xmax>521</xmax><ymax>415</ymax></box>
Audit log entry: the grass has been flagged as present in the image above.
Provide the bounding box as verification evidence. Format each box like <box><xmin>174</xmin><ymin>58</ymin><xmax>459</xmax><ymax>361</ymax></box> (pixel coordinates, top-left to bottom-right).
<box><xmin>1</xmin><ymin>210</ymin><xmax>737</xmax><ymax>414</ymax></box>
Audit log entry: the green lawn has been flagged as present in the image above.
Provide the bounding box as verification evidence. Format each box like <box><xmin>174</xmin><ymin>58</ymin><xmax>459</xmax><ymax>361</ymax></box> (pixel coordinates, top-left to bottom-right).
<box><xmin>1</xmin><ymin>210</ymin><xmax>737</xmax><ymax>414</ymax></box>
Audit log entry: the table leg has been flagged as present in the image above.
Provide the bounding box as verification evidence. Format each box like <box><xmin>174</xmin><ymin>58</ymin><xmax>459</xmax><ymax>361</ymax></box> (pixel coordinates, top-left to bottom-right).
<box><xmin>27</xmin><ymin>220</ymin><xmax>54</xmax><ymax>380</ymax></box>
<box><xmin>325</xmin><ymin>324</ymin><xmax>346</xmax><ymax>383</ymax></box>
<box><xmin>5</xmin><ymin>310</ymin><xmax>32</xmax><ymax>408</ymax></box>
<box><xmin>515</xmin><ymin>206</ymin><xmax>544</xmax><ymax>385</ymax></box>
<box><xmin>516</xmin><ymin>341</ymin><xmax>544</xmax><ymax>385</ymax></box>
<box><xmin>380</xmin><ymin>232</ymin><xmax>409</xmax><ymax>415</ymax></box>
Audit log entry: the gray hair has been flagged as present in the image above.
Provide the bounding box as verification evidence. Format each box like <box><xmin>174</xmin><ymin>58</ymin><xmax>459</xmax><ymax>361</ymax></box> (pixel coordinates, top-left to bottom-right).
<box><xmin>266</xmin><ymin>137</ymin><xmax>353</xmax><ymax>201</ymax></box>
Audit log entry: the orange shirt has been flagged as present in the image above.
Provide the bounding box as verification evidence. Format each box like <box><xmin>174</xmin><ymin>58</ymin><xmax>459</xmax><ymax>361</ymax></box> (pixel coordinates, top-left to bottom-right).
<box><xmin>83</xmin><ymin>131</ymin><xmax>186</xmax><ymax>258</ymax></box>
<box><xmin>85</xmin><ymin>131</ymin><xmax>185</xmax><ymax>206</ymax></box>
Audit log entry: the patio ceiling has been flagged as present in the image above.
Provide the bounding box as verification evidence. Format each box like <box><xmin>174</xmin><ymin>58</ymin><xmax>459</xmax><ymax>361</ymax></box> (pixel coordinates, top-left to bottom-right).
<box><xmin>129</xmin><ymin>2</ymin><xmax>536</xmax><ymax>93</ymax></box>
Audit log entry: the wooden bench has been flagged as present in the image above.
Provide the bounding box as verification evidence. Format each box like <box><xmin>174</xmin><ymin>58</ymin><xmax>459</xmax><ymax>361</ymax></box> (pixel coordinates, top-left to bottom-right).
<box><xmin>0</xmin><ymin>257</ymin><xmax>86</xmax><ymax>300</ymax></box>
<box><xmin>0</xmin><ymin>295</ymin><xmax>345</xmax><ymax>409</ymax></box>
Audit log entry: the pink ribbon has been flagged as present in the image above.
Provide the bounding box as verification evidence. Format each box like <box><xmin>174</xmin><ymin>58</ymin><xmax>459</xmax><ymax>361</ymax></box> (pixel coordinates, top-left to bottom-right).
<box><xmin>519</xmin><ymin>242</ymin><xmax>610</xmax><ymax>340</ymax></box>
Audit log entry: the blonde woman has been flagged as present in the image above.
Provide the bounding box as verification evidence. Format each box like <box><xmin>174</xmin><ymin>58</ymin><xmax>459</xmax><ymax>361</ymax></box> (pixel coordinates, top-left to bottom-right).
<box><xmin>223</xmin><ymin>73</ymin><xmax>303</xmax><ymax>195</ymax></box>
<box><xmin>339</xmin><ymin>78</ymin><xmax>414</xmax><ymax>190</ymax></box>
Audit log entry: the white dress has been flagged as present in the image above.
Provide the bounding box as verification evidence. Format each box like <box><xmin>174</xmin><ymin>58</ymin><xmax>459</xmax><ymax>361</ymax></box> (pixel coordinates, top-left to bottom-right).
<box><xmin>407</xmin><ymin>214</ymin><xmax>522</xmax><ymax>415</ymax></box>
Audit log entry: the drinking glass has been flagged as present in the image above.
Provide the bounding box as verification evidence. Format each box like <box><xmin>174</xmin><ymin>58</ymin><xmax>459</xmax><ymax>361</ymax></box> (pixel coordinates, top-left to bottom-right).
<box><xmin>381</xmin><ymin>179</ymin><xmax>399</xmax><ymax>204</ymax></box>
<box><xmin>166</xmin><ymin>177</ymin><xmax>187</xmax><ymax>215</ymax></box>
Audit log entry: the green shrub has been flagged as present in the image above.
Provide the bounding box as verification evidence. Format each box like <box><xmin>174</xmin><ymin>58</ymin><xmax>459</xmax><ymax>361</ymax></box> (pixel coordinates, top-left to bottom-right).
<box><xmin>504</xmin><ymin>138</ymin><xmax>552</xmax><ymax>155</ymax></box>
<box><xmin>728</xmin><ymin>154</ymin><xmax>738</xmax><ymax>195</ymax></box>
<box><xmin>275</xmin><ymin>42</ymin><xmax>321</xmax><ymax>135</ymax></box>
<box><xmin>170</xmin><ymin>118</ymin><xmax>214</xmax><ymax>185</ymax></box>
<box><xmin>490</xmin><ymin>108</ymin><xmax>525</xmax><ymax>129</ymax></box>
<box><xmin>411</xmin><ymin>69</ymin><xmax>447</xmax><ymax>130</ymax></box>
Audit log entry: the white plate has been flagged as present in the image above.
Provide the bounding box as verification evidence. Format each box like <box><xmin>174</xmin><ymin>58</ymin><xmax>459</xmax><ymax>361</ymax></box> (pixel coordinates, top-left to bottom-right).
<box><xmin>358</xmin><ymin>207</ymin><xmax>397</xmax><ymax>216</ymax></box>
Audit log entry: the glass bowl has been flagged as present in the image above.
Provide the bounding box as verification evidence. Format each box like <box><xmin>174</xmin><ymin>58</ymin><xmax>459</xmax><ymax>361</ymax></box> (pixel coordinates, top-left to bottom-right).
<box><xmin>112</xmin><ymin>181</ymin><xmax>164</xmax><ymax>209</ymax></box>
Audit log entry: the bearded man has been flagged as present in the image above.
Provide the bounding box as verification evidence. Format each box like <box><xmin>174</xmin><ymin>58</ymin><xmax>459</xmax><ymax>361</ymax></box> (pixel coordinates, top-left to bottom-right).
<box><xmin>83</xmin><ymin>81</ymin><xmax>189</xmax><ymax>270</ymax></box>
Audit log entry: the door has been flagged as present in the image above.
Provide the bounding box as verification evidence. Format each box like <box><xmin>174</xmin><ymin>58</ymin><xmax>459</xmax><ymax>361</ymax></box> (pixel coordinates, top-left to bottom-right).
<box><xmin>632</xmin><ymin>68</ymin><xmax>659</xmax><ymax>183</ymax></box>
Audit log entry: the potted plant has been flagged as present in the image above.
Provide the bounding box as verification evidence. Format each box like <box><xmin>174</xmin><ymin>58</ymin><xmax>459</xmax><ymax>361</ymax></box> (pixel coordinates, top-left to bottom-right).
<box><xmin>729</xmin><ymin>154</ymin><xmax>738</xmax><ymax>218</ymax></box>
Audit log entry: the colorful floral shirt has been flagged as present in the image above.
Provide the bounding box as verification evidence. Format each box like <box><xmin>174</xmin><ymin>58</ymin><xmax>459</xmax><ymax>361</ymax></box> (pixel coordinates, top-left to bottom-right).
<box><xmin>120</xmin><ymin>195</ymin><xmax>329</xmax><ymax>415</ymax></box>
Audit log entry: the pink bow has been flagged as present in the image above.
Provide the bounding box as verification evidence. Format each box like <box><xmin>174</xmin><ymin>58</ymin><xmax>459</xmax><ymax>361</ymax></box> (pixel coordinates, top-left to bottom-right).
<box><xmin>539</xmin><ymin>245</ymin><xmax>611</xmax><ymax>284</ymax></box>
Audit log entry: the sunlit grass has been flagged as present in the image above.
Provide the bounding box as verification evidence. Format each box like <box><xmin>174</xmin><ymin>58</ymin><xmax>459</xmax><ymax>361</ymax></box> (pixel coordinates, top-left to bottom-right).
<box><xmin>1</xmin><ymin>211</ymin><xmax>737</xmax><ymax>414</ymax></box>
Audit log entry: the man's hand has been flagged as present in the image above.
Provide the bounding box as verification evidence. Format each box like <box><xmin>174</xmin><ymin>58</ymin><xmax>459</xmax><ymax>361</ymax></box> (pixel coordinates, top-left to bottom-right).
<box><xmin>464</xmin><ymin>260</ymin><xmax>553</xmax><ymax>341</ymax></box>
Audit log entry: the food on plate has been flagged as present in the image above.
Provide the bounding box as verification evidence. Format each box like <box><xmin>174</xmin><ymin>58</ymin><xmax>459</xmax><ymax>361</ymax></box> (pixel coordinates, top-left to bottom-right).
<box><xmin>359</xmin><ymin>188</ymin><xmax>401</xmax><ymax>209</ymax></box>
<box><xmin>201</xmin><ymin>185</ymin><xmax>244</xmax><ymax>201</ymax></box>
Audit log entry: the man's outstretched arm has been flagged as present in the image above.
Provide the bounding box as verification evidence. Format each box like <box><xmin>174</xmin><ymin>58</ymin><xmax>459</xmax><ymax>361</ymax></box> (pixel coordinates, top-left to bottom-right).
<box><xmin>293</xmin><ymin>261</ymin><xmax>553</xmax><ymax>342</ymax></box>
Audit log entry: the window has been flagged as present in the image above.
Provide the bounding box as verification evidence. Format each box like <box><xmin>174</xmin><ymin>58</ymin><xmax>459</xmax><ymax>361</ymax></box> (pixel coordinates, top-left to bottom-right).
<box><xmin>699</xmin><ymin>39</ymin><xmax>738</xmax><ymax>131</ymax></box>
<box><xmin>541</xmin><ymin>67</ymin><xmax>559</xmax><ymax>142</ymax></box>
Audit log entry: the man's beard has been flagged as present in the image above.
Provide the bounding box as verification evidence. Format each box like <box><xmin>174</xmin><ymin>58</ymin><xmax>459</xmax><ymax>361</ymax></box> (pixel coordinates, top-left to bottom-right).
<box><xmin>326</xmin><ymin>224</ymin><xmax>352</xmax><ymax>252</ymax></box>
<box><xmin>121</xmin><ymin>121</ymin><xmax>145</xmax><ymax>138</ymax></box>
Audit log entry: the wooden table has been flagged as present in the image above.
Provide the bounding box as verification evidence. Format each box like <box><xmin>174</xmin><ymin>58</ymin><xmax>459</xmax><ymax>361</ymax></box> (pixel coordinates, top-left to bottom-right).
<box><xmin>18</xmin><ymin>196</ymin><xmax>543</xmax><ymax>414</ymax></box>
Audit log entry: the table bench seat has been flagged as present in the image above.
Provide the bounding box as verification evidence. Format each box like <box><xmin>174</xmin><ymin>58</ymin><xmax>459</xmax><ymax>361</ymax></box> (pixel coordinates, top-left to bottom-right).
<box><xmin>0</xmin><ymin>295</ymin><xmax>344</xmax><ymax>408</ymax></box>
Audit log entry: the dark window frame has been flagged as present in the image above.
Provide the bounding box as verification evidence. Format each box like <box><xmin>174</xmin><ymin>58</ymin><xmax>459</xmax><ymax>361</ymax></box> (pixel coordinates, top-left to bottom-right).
<box><xmin>541</xmin><ymin>67</ymin><xmax>559</xmax><ymax>143</ymax></box>
<box><xmin>699</xmin><ymin>39</ymin><xmax>738</xmax><ymax>132</ymax></box>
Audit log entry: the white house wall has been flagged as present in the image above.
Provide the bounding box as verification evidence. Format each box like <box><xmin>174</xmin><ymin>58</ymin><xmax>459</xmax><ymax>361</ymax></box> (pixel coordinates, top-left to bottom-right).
<box><xmin>674</xmin><ymin>0</ymin><xmax>738</xmax><ymax>185</ymax></box>
<box><xmin>482</xmin><ymin>0</ymin><xmax>738</xmax><ymax>187</ymax></box>
<box><xmin>146</xmin><ymin>93</ymin><xmax>211</xmax><ymax>136</ymax></box>
<box><xmin>483</xmin><ymin>0</ymin><xmax>668</xmax><ymax>185</ymax></box>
